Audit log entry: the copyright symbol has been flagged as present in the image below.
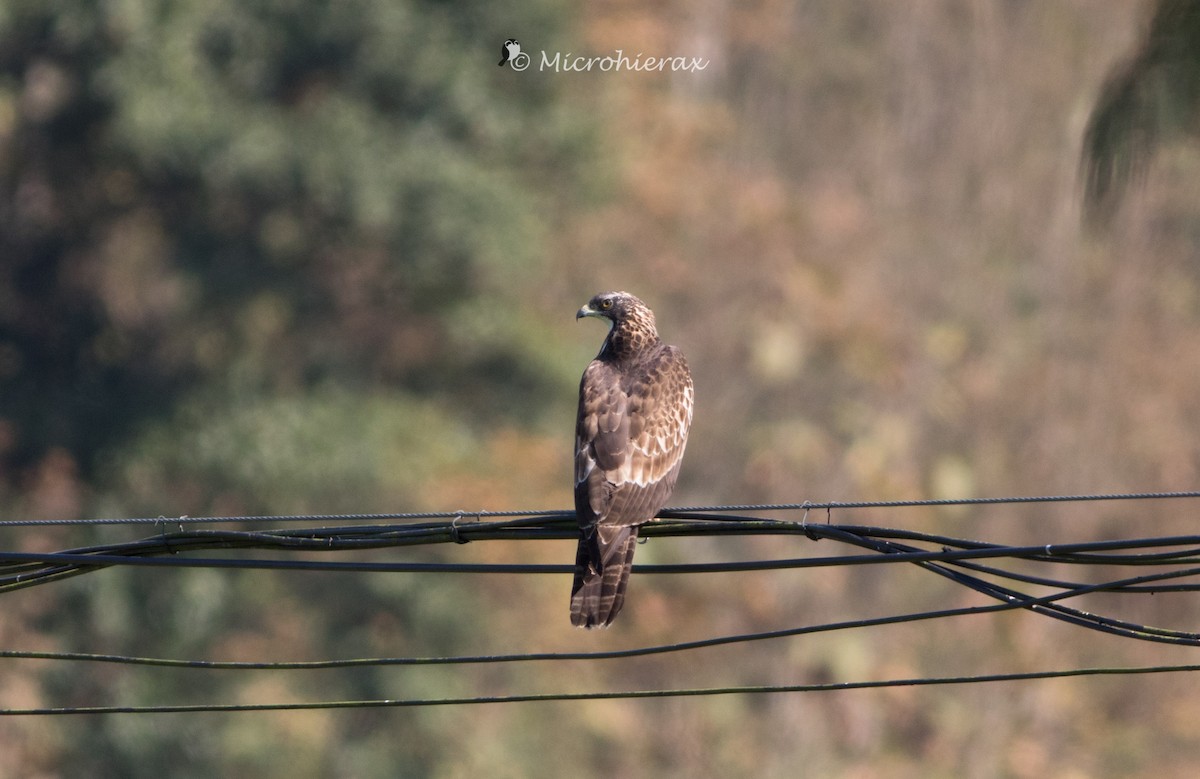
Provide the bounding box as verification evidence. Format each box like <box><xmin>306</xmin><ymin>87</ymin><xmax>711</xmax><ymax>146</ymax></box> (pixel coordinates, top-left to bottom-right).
<box><xmin>510</xmin><ymin>52</ymin><xmax>530</xmax><ymax>71</ymax></box>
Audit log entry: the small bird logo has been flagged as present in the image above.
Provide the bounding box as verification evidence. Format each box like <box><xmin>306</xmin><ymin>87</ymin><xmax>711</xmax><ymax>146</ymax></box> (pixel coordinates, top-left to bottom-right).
<box><xmin>498</xmin><ymin>38</ymin><xmax>521</xmax><ymax>66</ymax></box>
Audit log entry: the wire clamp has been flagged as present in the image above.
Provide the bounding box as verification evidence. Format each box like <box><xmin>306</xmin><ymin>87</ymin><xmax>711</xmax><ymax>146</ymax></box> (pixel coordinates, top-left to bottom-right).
<box><xmin>449</xmin><ymin>511</ymin><xmax>476</xmax><ymax>544</ymax></box>
<box><xmin>156</xmin><ymin>516</ymin><xmax>176</xmax><ymax>555</ymax></box>
<box><xmin>800</xmin><ymin>500</ymin><xmax>821</xmax><ymax>541</ymax></box>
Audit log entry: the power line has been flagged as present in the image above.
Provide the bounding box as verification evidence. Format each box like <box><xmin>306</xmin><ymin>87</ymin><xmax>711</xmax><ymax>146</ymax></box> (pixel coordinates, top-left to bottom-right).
<box><xmin>3</xmin><ymin>517</ymin><xmax>1200</xmax><ymax>604</ymax></box>
<box><xmin>5</xmin><ymin>557</ymin><xmax>1200</xmax><ymax>673</ymax></box>
<box><xmin>673</xmin><ymin>489</ymin><xmax>1200</xmax><ymax>512</ymax></box>
<box><xmin>4</xmin><ymin>493</ymin><xmax>1200</xmax><ymax>715</ymax></box>
<box><xmin>2</xmin><ymin>489</ymin><xmax>1200</xmax><ymax>527</ymax></box>
<box><xmin>5</xmin><ymin>664</ymin><xmax>1200</xmax><ymax>715</ymax></box>
<box><xmin>0</xmin><ymin>511</ymin><xmax>1197</xmax><ymax>657</ymax></box>
<box><xmin>4</xmin><ymin>506</ymin><xmax>1200</xmax><ymax>634</ymax></box>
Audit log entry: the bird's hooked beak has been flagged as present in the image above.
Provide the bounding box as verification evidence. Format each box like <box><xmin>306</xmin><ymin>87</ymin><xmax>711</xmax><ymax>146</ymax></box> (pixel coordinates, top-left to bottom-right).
<box><xmin>577</xmin><ymin>299</ymin><xmax>616</xmax><ymax>329</ymax></box>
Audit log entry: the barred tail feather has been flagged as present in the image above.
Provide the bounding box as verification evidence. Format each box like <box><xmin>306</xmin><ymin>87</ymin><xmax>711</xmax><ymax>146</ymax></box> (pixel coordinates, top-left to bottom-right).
<box><xmin>570</xmin><ymin>527</ymin><xmax>639</xmax><ymax>628</ymax></box>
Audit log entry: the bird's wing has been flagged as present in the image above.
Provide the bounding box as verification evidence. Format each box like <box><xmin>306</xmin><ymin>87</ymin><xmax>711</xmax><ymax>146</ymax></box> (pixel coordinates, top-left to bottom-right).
<box><xmin>575</xmin><ymin>345</ymin><xmax>693</xmax><ymax>529</ymax></box>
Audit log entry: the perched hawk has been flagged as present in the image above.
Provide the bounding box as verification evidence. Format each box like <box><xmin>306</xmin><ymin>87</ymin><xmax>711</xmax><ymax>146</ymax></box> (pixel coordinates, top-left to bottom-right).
<box><xmin>571</xmin><ymin>291</ymin><xmax>694</xmax><ymax>628</ymax></box>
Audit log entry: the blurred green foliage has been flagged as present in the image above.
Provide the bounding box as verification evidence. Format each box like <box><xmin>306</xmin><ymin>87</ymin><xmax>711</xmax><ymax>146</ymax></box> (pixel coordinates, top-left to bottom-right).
<box><xmin>1</xmin><ymin>0</ymin><xmax>592</xmax><ymax>774</ymax></box>
<box><xmin>113</xmin><ymin>389</ymin><xmax>476</xmax><ymax>514</ymax></box>
<box><xmin>1</xmin><ymin>0</ymin><xmax>587</xmax><ymax>498</ymax></box>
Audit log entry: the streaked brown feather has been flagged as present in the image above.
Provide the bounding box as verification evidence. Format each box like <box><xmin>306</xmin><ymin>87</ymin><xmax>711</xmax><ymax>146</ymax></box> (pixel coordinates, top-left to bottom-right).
<box><xmin>571</xmin><ymin>292</ymin><xmax>693</xmax><ymax>628</ymax></box>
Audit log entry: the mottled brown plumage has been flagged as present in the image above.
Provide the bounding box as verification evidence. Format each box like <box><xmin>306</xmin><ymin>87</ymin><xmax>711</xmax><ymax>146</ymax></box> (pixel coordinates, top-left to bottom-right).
<box><xmin>571</xmin><ymin>292</ymin><xmax>694</xmax><ymax>628</ymax></box>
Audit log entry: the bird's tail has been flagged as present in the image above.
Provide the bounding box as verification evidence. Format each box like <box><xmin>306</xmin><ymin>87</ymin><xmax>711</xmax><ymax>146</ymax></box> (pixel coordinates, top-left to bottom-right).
<box><xmin>570</xmin><ymin>526</ymin><xmax>638</xmax><ymax>628</ymax></box>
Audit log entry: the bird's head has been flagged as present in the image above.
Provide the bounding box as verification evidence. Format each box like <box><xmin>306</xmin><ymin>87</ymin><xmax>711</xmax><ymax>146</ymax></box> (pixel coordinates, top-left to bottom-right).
<box><xmin>577</xmin><ymin>291</ymin><xmax>659</xmax><ymax>349</ymax></box>
<box><xmin>577</xmin><ymin>291</ymin><xmax>640</xmax><ymax>323</ymax></box>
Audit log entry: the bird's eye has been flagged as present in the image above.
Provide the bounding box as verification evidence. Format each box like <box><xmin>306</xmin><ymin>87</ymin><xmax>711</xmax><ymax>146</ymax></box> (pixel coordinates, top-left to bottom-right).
<box><xmin>600</xmin><ymin>298</ymin><xmax>613</xmax><ymax>310</ymax></box>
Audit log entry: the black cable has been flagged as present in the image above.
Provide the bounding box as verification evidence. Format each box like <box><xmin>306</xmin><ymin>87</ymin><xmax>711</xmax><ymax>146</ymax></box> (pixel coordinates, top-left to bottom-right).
<box><xmin>5</xmin><ymin>663</ymin><xmax>1200</xmax><ymax>715</ymax></box>
<box><xmin>5</xmin><ymin>526</ymin><xmax>1200</xmax><ymax>675</ymax></box>
<box><xmin>5</xmin><ymin>494</ymin><xmax>1200</xmax><ymax>717</ymax></box>
<box><xmin>2</xmin><ymin>490</ymin><xmax>1199</xmax><ymax>527</ymax></box>
<box><xmin>5</xmin><ymin>561</ymin><xmax>1198</xmax><ymax>673</ymax></box>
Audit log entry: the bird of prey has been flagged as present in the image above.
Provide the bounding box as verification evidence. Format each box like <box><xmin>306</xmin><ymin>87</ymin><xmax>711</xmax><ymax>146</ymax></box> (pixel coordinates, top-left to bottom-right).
<box><xmin>572</xmin><ymin>291</ymin><xmax>694</xmax><ymax>628</ymax></box>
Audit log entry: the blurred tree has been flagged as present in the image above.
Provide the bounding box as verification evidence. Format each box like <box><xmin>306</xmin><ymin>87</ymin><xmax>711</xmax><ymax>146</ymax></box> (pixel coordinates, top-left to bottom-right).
<box><xmin>0</xmin><ymin>0</ymin><xmax>590</xmax><ymax>512</ymax></box>
<box><xmin>1082</xmin><ymin>0</ymin><xmax>1200</xmax><ymax>222</ymax></box>
<box><xmin>0</xmin><ymin>1</ymin><xmax>594</xmax><ymax>774</ymax></box>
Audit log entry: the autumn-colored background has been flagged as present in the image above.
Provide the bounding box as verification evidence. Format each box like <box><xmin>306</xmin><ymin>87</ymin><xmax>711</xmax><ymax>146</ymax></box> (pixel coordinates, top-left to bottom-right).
<box><xmin>3</xmin><ymin>0</ymin><xmax>1200</xmax><ymax>775</ymax></box>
